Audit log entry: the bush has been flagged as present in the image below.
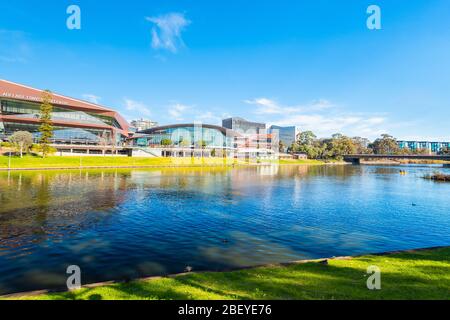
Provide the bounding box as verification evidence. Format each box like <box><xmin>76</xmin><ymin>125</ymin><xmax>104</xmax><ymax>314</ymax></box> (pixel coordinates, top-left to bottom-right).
<box><xmin>0</xmin><ymin>142</ymin><xmax>13</xmax><ymax>148</ymax></box>
<box><xmin>32</xmin><ymin>144</ymin><xmax>57</xmax><ymax>155</ymax></box>
<box><xmin>424</xmin><ymin>172</ymin><xmax>450</xmax><ymax>182</ymax></box>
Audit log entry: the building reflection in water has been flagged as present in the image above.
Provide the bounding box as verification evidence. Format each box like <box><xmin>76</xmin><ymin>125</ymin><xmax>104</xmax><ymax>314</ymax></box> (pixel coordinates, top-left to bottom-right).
<box><xmin>0</xmin><ymin>170</ymin><xmax>129</xmax><ymax>253</ymax></box>
<box><xmin>0</xmin><ymin>165</ymin><xmax>355</xmax><ymax>254</ymax></box>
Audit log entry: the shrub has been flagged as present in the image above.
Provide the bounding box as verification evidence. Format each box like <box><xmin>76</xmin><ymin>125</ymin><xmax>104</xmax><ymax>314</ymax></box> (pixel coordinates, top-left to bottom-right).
<box><xmin>0</xmin><ymin>142</ymin><xmax>13</xmax><ymax>148</ymax></box>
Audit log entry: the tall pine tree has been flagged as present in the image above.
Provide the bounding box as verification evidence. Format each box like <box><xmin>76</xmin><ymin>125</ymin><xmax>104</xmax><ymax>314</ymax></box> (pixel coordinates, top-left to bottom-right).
<box><xmin>39</xmin><ymin>90</ymin><xmax>54</xmax><ymax>158</ymax></box>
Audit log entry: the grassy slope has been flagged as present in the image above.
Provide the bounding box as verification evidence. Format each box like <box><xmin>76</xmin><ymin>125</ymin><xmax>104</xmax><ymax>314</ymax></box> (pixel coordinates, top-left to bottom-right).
<box><xmin>10</xmin><ymin>247</ymin><xmax>450</xmax><ymax>300</ymax></box>
<box><xmin>0</xmin><ymin>156</ymin><xmax>324</xmax><ymax>169</ymax></box>
<box><xmin>0</xmin><ymin>156</ymin><xmax>231</xmax><ymax>168</ymax></box>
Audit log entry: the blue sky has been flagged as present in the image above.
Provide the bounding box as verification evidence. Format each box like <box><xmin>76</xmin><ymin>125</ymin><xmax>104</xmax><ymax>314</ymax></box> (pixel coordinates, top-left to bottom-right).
<box><xmin>1</xmin><ymin>0</ymin><xmax>450</xmax><ymax>140</ymax></box>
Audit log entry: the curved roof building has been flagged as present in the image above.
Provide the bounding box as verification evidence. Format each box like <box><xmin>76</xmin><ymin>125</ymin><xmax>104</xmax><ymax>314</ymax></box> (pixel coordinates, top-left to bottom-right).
<box><xmin>0</xmin><ymin>79</ymin><xmax>129</xmax><ymax>145</ymax></box>
<box><xmin>136</xmin><ymin>123</ymin><xmax>237</xmax><ymax>148</ymax></box>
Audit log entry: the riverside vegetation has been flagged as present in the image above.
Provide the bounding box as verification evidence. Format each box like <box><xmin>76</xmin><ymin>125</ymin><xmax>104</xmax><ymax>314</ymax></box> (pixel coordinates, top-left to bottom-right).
<box><xmin>424</xmin><ymin>172</ymin><xmax>450</xmax><ymax>182</ymax></box>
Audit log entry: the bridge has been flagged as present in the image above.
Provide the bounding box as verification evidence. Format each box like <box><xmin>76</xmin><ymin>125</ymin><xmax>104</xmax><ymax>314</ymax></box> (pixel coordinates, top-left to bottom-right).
<box><xmin>344</xmin><ymin>154</ymin><xmax>450</xmax><ymax>166</ymax></box>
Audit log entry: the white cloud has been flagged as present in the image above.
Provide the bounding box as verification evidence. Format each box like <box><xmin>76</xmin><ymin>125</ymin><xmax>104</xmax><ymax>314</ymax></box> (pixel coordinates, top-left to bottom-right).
<box><xmin>82</xmin><ymin>94</ymin><xmax>101</xmax><ymax>104</ymax></box>
<box><xmin>146</xmin><ymin>13</ymin><xmax>191</xmax><ymax>53</ymax></box>
<box><xmin>271</xmin><ymin>113</ymin><xmax>388</xmax><ymax>139</ymax></box>
<box><xmin>168</xmin><ymin>103</ymin><xmax>190</xmax><ymax>121</ymax></box>
<box><xmin>195</xmin><ymin>111</ymin><xmax>231</xmax><ymax>125</ymax></box>
<box><xmin>245</xmin><ymin>98</ymin><xmax>334</xmax><ymax>115</ymax></box>
<box><xmin>245</xmin><ymin>97</ymin><xmax>390</xmax><ymax>139</ymax></box>
<box><xmin>124</xmin><ymin>98</ymin><xmax>152</xmax><ymax>117</ymax></box>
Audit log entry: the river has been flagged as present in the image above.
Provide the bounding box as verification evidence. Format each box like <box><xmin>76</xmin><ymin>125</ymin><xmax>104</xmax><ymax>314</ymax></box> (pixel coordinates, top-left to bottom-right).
<box><xmin>0</xmin><ymin>164</ymin><xmax>449</xmax><ymax>294</ymax></box>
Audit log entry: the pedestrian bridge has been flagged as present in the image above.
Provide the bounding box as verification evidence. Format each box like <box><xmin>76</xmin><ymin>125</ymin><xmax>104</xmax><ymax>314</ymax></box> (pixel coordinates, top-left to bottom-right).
<box><xmin>344</xmin><ymin>154</ymin><xmax>450</xmax><ymax>165</ymax></box>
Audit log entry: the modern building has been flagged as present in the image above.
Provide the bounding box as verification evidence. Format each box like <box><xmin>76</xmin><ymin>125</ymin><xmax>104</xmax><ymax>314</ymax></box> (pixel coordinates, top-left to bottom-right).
<box><xmin>0</xmin><ymin>79</ymin><xmax>129</xmax><ymax>147</ymax></box>
<box><xmin>135</xmin><ymin>123</ymin><xmax>234</xmax><ymax>148</ymax></box>
<box><xmin>269</xmin><ymin>125</ymin><xmax>300</xmax><ymax>151</ymax></box>
<box><xmin>222</xmin><ymin>117</ymin><xmax>266</xmax><ymax>134</ymax></box>
<box><xmin>0</xmin><ymin>79</ymin><xmax>280</xmax><ymax>159</ymax></box>
<box><xmin>398</xmin><ymin>140</ymin><xmax>450</xmax><ymax>154</ymax></box>
<box><xmin>129</xmin><ymin>123</ymin><xmax>277</xmax><ymax>159</ymax></box>
<box><xmin>130</xmin><ymin>118</ymin><xmax>158</xmax><ymax>132</ymax></box>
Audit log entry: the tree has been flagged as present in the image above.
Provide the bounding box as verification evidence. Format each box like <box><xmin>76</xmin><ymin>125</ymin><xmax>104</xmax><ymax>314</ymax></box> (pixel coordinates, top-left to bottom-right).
<box><xmin>416</xmin><ymin>148</ymin><xmax>430</xmax><ymax>155</ymax></box>
<box><xmin>10</xmin><ymin>131</ymin><xmax>33</xmax><ymax>158</ymax></box>
<box><xmin>161</xmin><ymin>139</ymin><xmax>172</xmax><ymax>146</ymax></box>
<box><xmin>328</xmin><ymin>134</ymin><xmax>357</xmax><ymax>160</ymax></box>
<box><xmin>179</xmin><ymin>139</ymin><xmax>191</xmax><ymax>147</ymax></box>
<box><xmin>39</xmin><ymin>90</ymin><xmax>54</xmax><ymax>158</ymax></box>
<box><xmin>291</xmin><ymin>131</ymin><xmax>359</xmax><ymax>160</ymax></box>
<box><xmin>440</xmin><ymin>146</ymin><xmax>450</xmax><ymax>155</ymax></box>
<box><xmin>352</xmin><ymin>137</ymin><xmax>373</xmax><ymax>154</ymax></box>
<box><xmin>279</xmin><ymin>141</ymin><xmax>286</xmax><ymax>153</ymax></box>
<box><xmin>297</xmin><ymin>131</ymin><xmax>317</xmax><ymax>146</ymax></box>
<box><xmin>370</xmin><ymin>134</ymin><xmax>400</xmax><ymax>155</ymax></box>
<box><xmin>291</xmin><ymin>131</ymin><xmax>327</xmax><ymax>159</ymax></box>
<box><xmin>197</xmin><ymin>140</ymin><xmax>207</xmax><ymax>149</ymax></box>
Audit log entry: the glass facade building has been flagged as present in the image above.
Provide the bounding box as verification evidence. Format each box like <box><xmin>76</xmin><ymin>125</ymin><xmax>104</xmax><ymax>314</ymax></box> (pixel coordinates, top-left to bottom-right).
<box><xmin>222</xmin><ymin>117</ymin><xmax>266</xmax><ymax>134</ymax></box>
<box><xmin>269</xmin><ymin>125</ymin><xmax>300</xmax><ymax>151</ymax></box>
<box><xmin>0</xmin><ymin>80</ymin><xmax>129</xmax><ymax>145</ymax></box>
<box><xmin>134</xmin><ymin>124</ymin><xmax>235</xmax><ymax>149</ymax></box>
<box><xmin>397</xmin><ymin>140</ymin><xmax>450</xmax><ymax>154</ymax></box>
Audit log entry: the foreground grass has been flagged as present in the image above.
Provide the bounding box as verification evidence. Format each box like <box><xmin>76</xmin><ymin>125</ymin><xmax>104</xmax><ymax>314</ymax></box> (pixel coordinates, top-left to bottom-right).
<box><xmin>9</xmin><ymin>247</ymin><xmax>450</xmax><ymax>300</ymax></box>
<box><xmin>0</xmin><ymin>155</ymin><xmax>325</xmax><ymax>169</ymax></box>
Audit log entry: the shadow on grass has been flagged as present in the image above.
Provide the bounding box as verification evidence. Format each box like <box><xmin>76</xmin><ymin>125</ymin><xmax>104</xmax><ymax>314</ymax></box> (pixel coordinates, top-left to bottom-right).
<box><xmin>26</xmin><ymin>247</ymin><xmax>450</xmax><ymax>300</ymax></box>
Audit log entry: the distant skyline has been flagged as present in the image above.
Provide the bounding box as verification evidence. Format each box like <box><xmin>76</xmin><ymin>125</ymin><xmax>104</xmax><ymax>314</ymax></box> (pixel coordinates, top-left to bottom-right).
<box><xmin>1</xmin><ymin>0</ymin><xmax>450</xmax><ymax>141</ymax></box>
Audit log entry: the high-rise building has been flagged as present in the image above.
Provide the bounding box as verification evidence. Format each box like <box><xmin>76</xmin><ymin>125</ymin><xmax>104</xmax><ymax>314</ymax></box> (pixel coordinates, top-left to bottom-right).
<box><xmin>131</xmin><ymin>119</ymin><xmax>159</xmax><ymax>132</ymax></box>
<box><xmin>269</xmin><ymin>125</ymin><xmax>301</xmax><ymax>151</ymax></box>
<box><xmin>222</xmin><ymin>117</ymin><xmax>266</xmax><ymax>134</ymax></box>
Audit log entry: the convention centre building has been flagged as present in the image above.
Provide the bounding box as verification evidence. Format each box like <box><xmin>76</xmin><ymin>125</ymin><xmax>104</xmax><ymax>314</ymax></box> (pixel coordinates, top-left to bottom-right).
<box><xmin>0</xmin><ymin>79</ymin><xmax>130</xmax><ymax>148</ymax></box>
<box><xmin>1</xmin><ymin>79</ymin><xmax>278</xmax><ymax>158</ymax></box>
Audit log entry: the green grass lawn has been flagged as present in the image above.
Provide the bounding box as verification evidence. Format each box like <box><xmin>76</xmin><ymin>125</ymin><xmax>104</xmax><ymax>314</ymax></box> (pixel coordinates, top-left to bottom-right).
<box><xmin>8</xmin><ymin>247</ymin><xmax>450</xmax><ymax>300</ymax></box>
<box><xmin>0</xmin><ymin>155</ymin><xmax>325</xmax><ymax>169</ymax></box>
<box><xmin>0</xmin><ymin>155</ymin><xmax>242</xmax><ymax>169</ymax></box>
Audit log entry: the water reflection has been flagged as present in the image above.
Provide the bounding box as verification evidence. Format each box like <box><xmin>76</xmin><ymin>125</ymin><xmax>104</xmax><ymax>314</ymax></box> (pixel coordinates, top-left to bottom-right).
<box><xmin>0</xmin><ymin>171</ymin><xmax>129</xmax><ymax>254</ymax></box>
<box><xmin>0</xmin><ymin>165</ymin><xmax>450</xmax><ymax>294</ymax></box>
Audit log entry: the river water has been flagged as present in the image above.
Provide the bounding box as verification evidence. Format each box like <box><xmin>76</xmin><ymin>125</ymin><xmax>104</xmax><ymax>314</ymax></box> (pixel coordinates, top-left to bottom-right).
<box><xmin>0</xmin><ymin>164</ymin><xmax>449</xmax><ymax>294</ymax></box>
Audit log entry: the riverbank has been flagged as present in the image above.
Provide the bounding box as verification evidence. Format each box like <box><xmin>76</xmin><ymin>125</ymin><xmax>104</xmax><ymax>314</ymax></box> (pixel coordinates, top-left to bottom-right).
<box><xmin>424</xmin><ymin>173</ymin><xmax>450</xmax><ymax>182</ymax></box>
<box><xmin>4</xmin><ymin>246</ymin><xmax>449</xmax><ymax>300</ymax></box>
<box><xmin>361</xmin><ymin>159</ymin><xmax>449</xmax><ymax>165</ymax></box>
<box><xmin>0</xmin><ymin>156</ymin><xmax>325</xmax><ymax>171</ymax></box>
